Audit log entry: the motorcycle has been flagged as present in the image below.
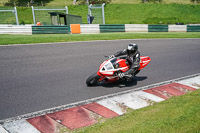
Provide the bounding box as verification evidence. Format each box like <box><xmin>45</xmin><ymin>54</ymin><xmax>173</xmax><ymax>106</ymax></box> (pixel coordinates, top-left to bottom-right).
<box><xmin>86</xmin><ymin>56</ymin><xmax>151</xmax><ymax>86</ymax></box>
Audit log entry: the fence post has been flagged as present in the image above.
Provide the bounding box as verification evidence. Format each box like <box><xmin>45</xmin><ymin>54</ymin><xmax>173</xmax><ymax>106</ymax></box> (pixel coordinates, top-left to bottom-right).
<box><xmin>102</xmin><ymin>3</ymin><xmax>105</xmax><ymax>24</ymax></box>
<box><xmin>65</xmin><ymin>6</ymin><xmax>68</xmax><ymax>14</ymax></box>
<box><xmin>31</xmin><ymin>6</ymin><xmax>36</xmax><ymax>25</ymax></box>
<box><xmin>14</xmin><ymin>7</ymin><xmax>19</xmax><ymax>25</ymax></box>
<box><xmin>88</xmin><ymin>4</ymin><xmax>92</xmax><ymax>16</ymax></box>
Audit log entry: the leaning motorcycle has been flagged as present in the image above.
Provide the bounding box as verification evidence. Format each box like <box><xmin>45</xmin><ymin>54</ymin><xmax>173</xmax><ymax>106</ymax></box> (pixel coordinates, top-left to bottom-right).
<box><xmin>86</xmin><ymin>56</ymin><xmax>151</xmax><ymax>86</ymax></box>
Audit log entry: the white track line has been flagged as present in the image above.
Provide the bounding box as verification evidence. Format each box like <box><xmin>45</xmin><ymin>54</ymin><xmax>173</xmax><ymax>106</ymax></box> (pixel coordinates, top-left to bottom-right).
<box><xmin>1</xmin><ymin>38</ymin><xmax>200</xmax><ymax>47</ymax></box>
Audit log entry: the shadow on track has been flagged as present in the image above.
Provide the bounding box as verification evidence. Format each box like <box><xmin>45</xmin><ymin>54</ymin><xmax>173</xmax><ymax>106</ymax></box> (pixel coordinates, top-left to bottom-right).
<box><xmin>99</xmin><ymin>76</ymin><xmax>148</xmax><ymax>88</ymax></box>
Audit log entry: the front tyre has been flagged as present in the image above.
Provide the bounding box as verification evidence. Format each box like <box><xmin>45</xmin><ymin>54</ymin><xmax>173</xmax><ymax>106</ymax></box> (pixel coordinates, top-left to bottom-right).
<box><xmin>86</xmin><ymin>73</ymin><xmax>101</xmax><ymax>86</ymax></box>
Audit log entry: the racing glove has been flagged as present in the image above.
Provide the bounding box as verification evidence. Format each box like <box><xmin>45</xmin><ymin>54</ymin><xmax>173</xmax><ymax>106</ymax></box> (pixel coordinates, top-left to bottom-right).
<box><xmin>109</xmin><ymin>55</ymin><xmax>115</xmax><ymax>59</ymax></box>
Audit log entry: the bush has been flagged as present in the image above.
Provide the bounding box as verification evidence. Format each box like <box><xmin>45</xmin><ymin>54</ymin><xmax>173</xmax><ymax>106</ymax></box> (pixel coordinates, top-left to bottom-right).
<box><xmin>77</xmin><ymin>0</ymin><xmax>111</xmax><ymax>5</ymax></box>
<box><xmin>142</xmin><ymin>0</ymin><xmax>162</xmax><ymax>3</ymax></box>
<box><xmin>4</xmin><ymin>0</ymin><xmax>52</xmax><ymax>6</ymax></box>
<box><xmin>191</xmin><ymin>0</ymin><xmax>200</xmax><ymax>3</ymax></box>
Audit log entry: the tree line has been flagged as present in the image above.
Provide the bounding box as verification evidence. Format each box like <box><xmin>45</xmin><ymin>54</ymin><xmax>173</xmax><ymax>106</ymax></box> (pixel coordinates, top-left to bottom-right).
<box><xmin>4</xmin><ymin>0</ymin><xmax>200</xmax><ymax>6</ymax></box>
<box><xmin>4</xmin><ymin>0</ymin><xmax>53</xmax><ymax>6</ymax></box>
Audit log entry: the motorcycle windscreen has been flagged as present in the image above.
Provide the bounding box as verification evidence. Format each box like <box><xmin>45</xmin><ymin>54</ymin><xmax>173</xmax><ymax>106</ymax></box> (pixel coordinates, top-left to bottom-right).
<box><xmin>104</xmin><ymin>62</ymin><xmax>113</xmax><ymax>70</ymax></box>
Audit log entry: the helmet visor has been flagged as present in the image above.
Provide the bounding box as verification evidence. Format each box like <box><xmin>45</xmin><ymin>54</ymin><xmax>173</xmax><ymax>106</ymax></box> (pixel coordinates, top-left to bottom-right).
<box><xmin>127</xmin><ymin>50</ymin><xmax>136</xmax><ymax>55</ymax></box>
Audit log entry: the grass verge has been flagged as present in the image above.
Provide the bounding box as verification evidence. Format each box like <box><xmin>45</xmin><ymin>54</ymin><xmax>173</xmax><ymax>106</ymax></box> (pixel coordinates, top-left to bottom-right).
<box><xmin>105</xmin><ymin>4</ymin><xmax>200</xmax><ymax>24</ymax></box>
<box><xmin>1</xmin><ymin>3</ymin><xmax>199</xmax><ymax>25</ymax></box>
<box><xmin>0</xmin><ymin>32</ymin><xmax>200</xmax><ymax>45</ymax></box>
<box><xmin>76</xmin><ymin>89</ymin><xmax>200</xmax><ymax>133</ymax></box>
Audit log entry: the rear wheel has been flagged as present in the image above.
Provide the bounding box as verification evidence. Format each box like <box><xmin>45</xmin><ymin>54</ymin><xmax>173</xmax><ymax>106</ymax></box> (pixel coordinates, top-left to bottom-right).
<box><xmin>86</xmin><ymin>73</ymin><xmax>101</xmax><ymax>86</ymax></box>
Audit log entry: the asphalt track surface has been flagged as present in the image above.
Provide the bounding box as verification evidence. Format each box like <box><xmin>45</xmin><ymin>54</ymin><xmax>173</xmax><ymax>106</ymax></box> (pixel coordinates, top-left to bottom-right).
<box><xmin>0</xmin><ymin>39</ymin><xmax>200</xmax><ymax>120</ymax></box>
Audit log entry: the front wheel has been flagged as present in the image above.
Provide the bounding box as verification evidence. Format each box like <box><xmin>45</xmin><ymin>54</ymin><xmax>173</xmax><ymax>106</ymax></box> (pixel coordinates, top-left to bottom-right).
<box><xmin>86</xmin><ymin>73</ymin><xmax>101</xmax><ymax>86</ymax></box>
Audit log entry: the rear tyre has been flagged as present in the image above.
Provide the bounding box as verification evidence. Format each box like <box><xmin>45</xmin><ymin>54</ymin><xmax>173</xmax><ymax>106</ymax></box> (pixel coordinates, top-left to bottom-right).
<box><xmin>86</xmin><ymin>73</ymin><xmax>101</xmax><ymax>86</ymax></box>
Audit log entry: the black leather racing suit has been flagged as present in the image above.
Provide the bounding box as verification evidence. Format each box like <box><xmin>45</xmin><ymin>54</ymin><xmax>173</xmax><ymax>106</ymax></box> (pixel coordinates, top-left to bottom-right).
<box><xmin>114</xmin><ymin>49</ymin><xmax>140</xmax><ymax>76</ymax></box>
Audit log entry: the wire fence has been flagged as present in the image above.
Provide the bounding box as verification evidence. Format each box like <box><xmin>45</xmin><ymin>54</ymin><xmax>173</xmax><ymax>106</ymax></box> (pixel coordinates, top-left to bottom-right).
<box><xmin>90</xmin><ymin>6</ymin><xmax>103</xmax><ymax>24</ymax></box>
<box><xmin>0</xmin><ymin>3</ymin><xmax>105</xmax><ymax>25</ymax></box>
<box><xmin>0</xmin><ymin>7</ymin><xmax>19</xmax><ymax>25</ymax></box>
<box><xmin>89</xmin><ymin>4</ymin><xmax>105</xmax><ymax>24</ymax></box>
<box><xmin>32</xmin><ymin>6</ymin><xmax>68</xmax><ymax>25</ymax></box>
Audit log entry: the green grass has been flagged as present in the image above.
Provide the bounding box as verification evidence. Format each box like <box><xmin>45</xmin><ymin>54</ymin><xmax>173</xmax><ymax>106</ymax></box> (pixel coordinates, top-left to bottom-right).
<box><xmin>17</xmin><ymin>7</ymin><xmax>34</xmax><ymax>24</ymax></box>
<box><xmin>104</xmin><ymin>4</ymin><xmax>200</xmax><ymax>24</ymax></box>
<box><xmin>46</xmin><ymin>0</ymin><xmax>74</xmax><ymax>6</ymax></box>
<box><xmin>0</xmin><ymin>32</ymin><xmax>200</xmax><ymax>45</ymax></box>
<box><xmin>76</xmin><ymin>89</ymin><xmax>200</xmax><ymax>133</ymax></box>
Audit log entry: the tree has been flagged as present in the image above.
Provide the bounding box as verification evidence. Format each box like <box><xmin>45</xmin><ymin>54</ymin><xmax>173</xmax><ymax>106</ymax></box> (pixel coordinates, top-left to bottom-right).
<box><xmin>142</xmin><ymin>0</ymin><xmax>162</xmax><ymax>3</ymax></box>
<box><xmin>4</xmin><ymin>0</ymin><xmax>53</xmax><ymax>6</ymax></box>
<box><xmin>191</xmin><ymin>0</ymin><xmax>200</xmax><ymax>3</ymax></box>
<box><xmin>75</xmin><ymin>0</ymin><xmax>111</xmax><ymax>5</ymax></box>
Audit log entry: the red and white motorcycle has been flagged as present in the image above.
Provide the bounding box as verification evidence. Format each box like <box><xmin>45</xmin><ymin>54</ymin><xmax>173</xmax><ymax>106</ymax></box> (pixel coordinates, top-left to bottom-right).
<box><xmin>86</xmin><ymin>56</ymin><xmax>151</xmax><ymax>86</ymax></box>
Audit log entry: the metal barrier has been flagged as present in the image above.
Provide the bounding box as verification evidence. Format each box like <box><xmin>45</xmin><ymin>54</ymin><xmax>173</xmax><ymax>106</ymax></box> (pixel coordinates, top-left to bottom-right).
<box><xmin>187</xmin><ymin>25</ymin><xmax>200</xmax><ymax>32</ymax></box>
<box><xmin>80</xmin><ymin>24</ymin><xmax>100</xmax><ymax>34</ymax></box>
<box><xmin>125</xmin><ymin>24</ymin><xmax>148</xmax><ymax>32</ymax></box>
<box><xmin>148</xmin><ymin>25</ymin><xmax>168</xmax><ymax>32</ymax></box>
<box><xmin>1</xmin><ymin>24</ymin><xmax>200</xmax><ymax>35</ymax></box>
<box><xmin>0</xmin><ymin>25</ymin><xmax>32</xmax><ymax>34</ymax></box>
<box><xmin>168</xmin><ymin>25</ymin><xmax>186</xmax><ymax>32</ymax></box>
<box><xmin>100</xmin><ymin>24</ymin><xmax>125</xmax><ymax>33</ymax></box>
<box><xmin>32</xmin><ymin>25</ymin><xmax>69</xmax><ymax>34</ymax></box>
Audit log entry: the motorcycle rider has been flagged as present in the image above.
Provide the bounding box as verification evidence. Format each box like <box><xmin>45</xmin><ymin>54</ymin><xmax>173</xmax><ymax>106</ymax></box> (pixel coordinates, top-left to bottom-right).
<box><xmin>109</xmin><ymin>43</ymin><xmax>140</xmax><ymax>80</ymax></box>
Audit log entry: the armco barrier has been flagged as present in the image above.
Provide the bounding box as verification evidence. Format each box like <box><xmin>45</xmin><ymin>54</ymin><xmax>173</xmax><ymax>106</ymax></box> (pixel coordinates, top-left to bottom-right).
<box><xmin>32</xmin><ymin>25</ymin><xmax>69</xmax><ymax>34</ymax></box>
<box><xmin>187</xmin><ymin>25</ymin><xmax>200</xmax><ymax>32</ymax></box>
<box><xmin>168</xmin><ymin>25</ymin><xmax>187</xmax><ymax>32</ymax></box>
<box><xmin>125</xmin><ymin>24</ymin><xmax>148</xmax><ymax>32</ymax></box>
<box><xmin>148</xmin><ymin>25</ymin><xmax>168</xmax><ymax>32</ymax></box>
<box><xmin>80</xmin><ymin>24</ymin><xmax>100</xmax><ymax>34</ymax></box>
<box><xmin>1</xmin><ymin>24</ymin><xmax>200</xmax><ymax>35</ymax></box>
<box><xmin>100</xmin><ymin>24</ymin><xmax>125</xmax><ymax>33</ymax></box>
<box><xmin>0</xmin><ymin>25</ymin><xmax>32</xmax><ymax>35</ymax></box>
